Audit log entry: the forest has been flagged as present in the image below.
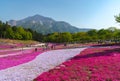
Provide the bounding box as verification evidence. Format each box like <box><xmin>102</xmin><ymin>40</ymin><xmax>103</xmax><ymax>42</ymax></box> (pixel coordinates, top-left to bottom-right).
<box><xmin>0</xmin><ymin>21</ymin><xmax>43</xmax><ymax>41</ymax></box>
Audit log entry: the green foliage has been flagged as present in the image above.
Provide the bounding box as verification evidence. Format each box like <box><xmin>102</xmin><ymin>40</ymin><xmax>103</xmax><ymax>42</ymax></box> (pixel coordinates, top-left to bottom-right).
<box><xmin>115</xmin><ymin>14</ymin><xmax>120</xmax><ymax>23</ymax></box>
<box><xmin>5</xmin><ymin>27</ymin><xmax>14</xmax><ymax>39</ymax></box>
<box><xmin>0</xmin><ymin>21</ymin><xmax>33</xmax><ymax>40</ymax></box>
<box><xmin>45</xmin><ymin>32</ymin><xmax>72</xmax><ymax>43</ymax></box>
<box><xmin>44</xmin><ymin>27</ymin><xmax>120</xmax><ymax>43</ymax></box>
<box><xmin>14</xmin><ymin>32</ymin><xmax>23</xmax><ymax>40</ymax></box>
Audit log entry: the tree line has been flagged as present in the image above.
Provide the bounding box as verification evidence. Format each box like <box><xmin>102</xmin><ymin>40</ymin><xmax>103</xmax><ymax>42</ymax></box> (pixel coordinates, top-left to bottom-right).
<box><xmin>0</xmin><ymin>13</ymin><xmax>120</xmax><ymax>43</ymax></box>
<box><xmin>44</xmin><ymin>27</ymin><xmax>120</xmax><ymax>43</ymax></box>
<box><xmin>0</xmin><ymin>21</ymin><xmax>43</xmax><ymax>41</ymax></box>
<box><xmin>44</xmin><ymin>14</ymin><xmax>120</xmax><ymax>43</ymax></box>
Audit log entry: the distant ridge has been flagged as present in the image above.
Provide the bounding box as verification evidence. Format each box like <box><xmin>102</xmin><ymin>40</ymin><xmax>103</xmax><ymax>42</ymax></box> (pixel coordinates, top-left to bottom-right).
<box><xmin>8</xmin><ymin>14</ymin><xmax>91</xmax><ymax>34</ymax></box>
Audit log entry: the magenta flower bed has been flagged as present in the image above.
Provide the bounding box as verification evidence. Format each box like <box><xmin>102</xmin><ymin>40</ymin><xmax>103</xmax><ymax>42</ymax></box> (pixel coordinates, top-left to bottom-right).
<box><xmin>0</xmin><ymin>50</ymin><xmax>22</xmax><ymax>55</ymax></box>
<box><xmin>0</xmin><ymin>45</ymin><xmax>13</xmax><ymax>49</ymax></box>
<box><xmin>34</xmin><ymin>47</ymin><xmax>120</xmax><ymax>81</ymax></box>
<box><xmin>0</xmin><ymin>48</ymin><xmax>43</xmax><ymax>70</ymax></box>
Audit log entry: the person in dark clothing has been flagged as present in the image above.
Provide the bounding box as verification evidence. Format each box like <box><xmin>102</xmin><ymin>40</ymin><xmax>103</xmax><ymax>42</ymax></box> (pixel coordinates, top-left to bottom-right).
<box><xmin>51</xmin><ymin>45</ymin><xmax>54</xmax><ymax>50</ymax></box>
<box><xmin>35</xmin><ymin>48</ymin><xmax>37</xmax><ymax>52</ymax></box>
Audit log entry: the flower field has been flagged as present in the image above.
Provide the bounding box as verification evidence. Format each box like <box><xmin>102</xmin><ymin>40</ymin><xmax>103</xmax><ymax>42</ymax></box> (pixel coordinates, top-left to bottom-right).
<box><xmin>0</xmin><ymin>47</ymin><xmax>85</xmax><ymax>81</ymax></box>
<box><xmin>0</xmin><ymin>48</ymin><xmax>43</xmax><ymax>70</ymax></box>
<box><xmin>34</xmin><ymin>46</ymin><xmax>120</xmax><ymax>81</ymax></box>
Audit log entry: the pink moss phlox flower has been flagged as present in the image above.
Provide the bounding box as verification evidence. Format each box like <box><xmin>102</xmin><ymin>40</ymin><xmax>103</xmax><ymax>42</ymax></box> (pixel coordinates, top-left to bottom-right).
<box><xmin>0</xmin><ymin>48</ymin><xmax>43</xmax><ymax>70</ymax></box>
<box><xmin>34</xmin><ymin>46</ymin><xmax>120</xmax><ymax>81</ymax></box>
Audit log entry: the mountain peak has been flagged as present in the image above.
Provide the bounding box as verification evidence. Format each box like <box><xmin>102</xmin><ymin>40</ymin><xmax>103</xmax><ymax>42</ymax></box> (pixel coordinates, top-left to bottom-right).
<box><xmin>33</xmin><ymin>14</ymin><xmax>43</xmax><ymax>18</ymax></box>
<box><xmin>8</xmin><ymin>15</ymin><xmax>91</xmax><ymax>34</ymax></box>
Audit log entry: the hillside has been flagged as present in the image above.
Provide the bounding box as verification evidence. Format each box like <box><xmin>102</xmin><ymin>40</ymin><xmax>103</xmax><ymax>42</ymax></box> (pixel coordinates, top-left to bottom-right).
<box><xmin>8</xmin><ymin>15</ymin><xmax>91</xmax><ymax>34</ymax></box>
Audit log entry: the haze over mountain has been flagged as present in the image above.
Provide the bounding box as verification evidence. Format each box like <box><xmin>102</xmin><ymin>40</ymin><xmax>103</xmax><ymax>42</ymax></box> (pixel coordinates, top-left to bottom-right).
<box><xmin>8</xmin><ymin>15</ymin><xmax>91</xmax><ymax>34</ymax></box>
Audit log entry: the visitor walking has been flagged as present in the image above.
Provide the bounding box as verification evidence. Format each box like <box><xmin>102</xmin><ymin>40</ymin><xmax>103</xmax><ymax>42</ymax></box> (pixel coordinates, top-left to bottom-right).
<box><xmin>35</xmin><ymin>48</ymin><xmax>37</xmax><ymax>52</ymax></box>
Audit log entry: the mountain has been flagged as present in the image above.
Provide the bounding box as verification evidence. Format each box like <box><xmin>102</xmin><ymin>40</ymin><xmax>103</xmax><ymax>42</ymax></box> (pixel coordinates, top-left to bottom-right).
<box><xmin>8</xmin><ymin>14</ymin><xmax>91</xmax><ymax>34</ymax></box>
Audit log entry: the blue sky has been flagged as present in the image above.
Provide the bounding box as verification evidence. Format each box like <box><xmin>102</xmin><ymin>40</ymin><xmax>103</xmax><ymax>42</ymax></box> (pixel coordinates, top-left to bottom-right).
<box><xmin>0</xmin><ymin>0</ymin><xmax>120</xmax><ymax>29</ymax></box>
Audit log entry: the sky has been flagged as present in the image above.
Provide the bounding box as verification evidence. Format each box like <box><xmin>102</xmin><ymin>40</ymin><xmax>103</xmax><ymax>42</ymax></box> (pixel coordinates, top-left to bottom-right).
<box><xmin>0</xmin><ymin>0</ymin><xmax>120</xmax><ymax>29</ymax></box>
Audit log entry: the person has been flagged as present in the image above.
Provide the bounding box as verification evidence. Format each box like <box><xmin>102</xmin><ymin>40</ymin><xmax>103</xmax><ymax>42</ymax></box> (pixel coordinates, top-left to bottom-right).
<box><xmin>35</xmin><ymin>48</ymin><xmax>37</xmax><ymax>52</ymax></box>
<box><xmin>64</xmin><ymin>43</ymin><xmax>67</xmax><ymax>47</ymax></box>
<box><xmin>45</xmin><ymin>43</ymin><xmax>48</xmax><ymax>50</ymax></box>
<box><xmin>51</xmin><ymin>45</ymin><xmax>54</xmax><ymax>50</ymax></box>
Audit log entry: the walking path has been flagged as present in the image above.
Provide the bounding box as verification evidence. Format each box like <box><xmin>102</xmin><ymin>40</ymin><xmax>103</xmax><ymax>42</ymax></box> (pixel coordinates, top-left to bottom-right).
<box><xmin>0</xmin><ymin>48</ymin><xmax>86</xmax><ymax>81</ymax></box>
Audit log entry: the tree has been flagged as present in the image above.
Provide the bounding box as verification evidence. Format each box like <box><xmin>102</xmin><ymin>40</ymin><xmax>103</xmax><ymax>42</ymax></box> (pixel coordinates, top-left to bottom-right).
<box><xmin>44</xmin><ymin>32</ymin><xmax>58</xmax><ymax>42</ymax></box>
<box><xmin>87</xmin><ymin>29</ymin><xmax>97</xmax><ymax>36</ymax></box>
<box><xmin>25</xmin><ymin>32</ymin><xmax>32</xmax><ymax>40</ymax></box>
<box><xmin>14</xmin><ymin>32</ymin><xmax>23</xmax><ymax>40</ymax></box>
<box><xmin>0</xmin><ymin>20</ymin><xmax>34</xmax><ymax>40</ymax></box>
<box><xmin>108</xmin><ymin>27</ymin><xmax>117</xmax><ymax>32</ymax></box>
<box><xmin>5</xmin><ymin>27</ymin><xmax>14</xmax><ymax>39</ymax></box>
<box><xmin>59</xmin><ymin>32</ymin><xmax>72</xmax><ymax>43</ymax></box>
<box><xmin>115</xmin><ymin>14</ymin><xmax>120</xmax><ymax>23</ymax></box>
<box><xmin>87</xmin><ymin>29</ymin><xmax>98</xmax><ymax>41</ymax></box>
<box><xmin>97</xmin><ymin>29</ymin><xmax>107</xmax><ymax>40</ymax></box>
<box><xmin>0</xmin><ymin>21</ymin><xmax>2</xmax><ymax>27</ymax></box>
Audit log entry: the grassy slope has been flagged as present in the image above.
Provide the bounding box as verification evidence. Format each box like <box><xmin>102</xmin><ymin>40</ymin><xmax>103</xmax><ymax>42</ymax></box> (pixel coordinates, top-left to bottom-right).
<box><xmin>0</xmin><ymin>39</ymin><xmax>40</xmax><ymax>45</ymax></box>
